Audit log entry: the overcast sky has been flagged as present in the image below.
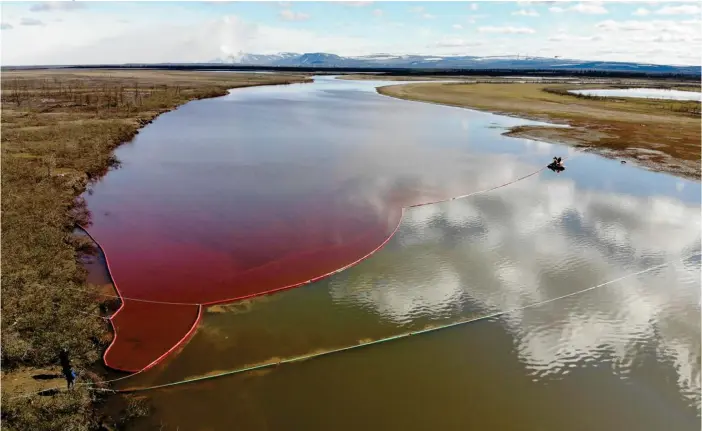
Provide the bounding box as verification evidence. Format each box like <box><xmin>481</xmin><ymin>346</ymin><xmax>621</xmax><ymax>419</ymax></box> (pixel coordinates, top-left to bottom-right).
<box><xmin>1</xmin><ymin>0</ymin><xmax>700</xmax><ymax>66</ymax></box>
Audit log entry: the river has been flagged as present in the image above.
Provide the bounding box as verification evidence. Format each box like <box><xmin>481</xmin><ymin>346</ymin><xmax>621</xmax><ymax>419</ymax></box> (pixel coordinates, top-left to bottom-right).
<box><xmin>83</xmin><ymin>76</ymin><xmax>701</xmax><ymax>430</ymax></box>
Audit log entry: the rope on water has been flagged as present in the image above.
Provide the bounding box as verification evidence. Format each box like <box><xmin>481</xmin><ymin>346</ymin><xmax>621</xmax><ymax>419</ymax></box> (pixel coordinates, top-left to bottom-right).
<box><xmin>116</xmin><ymin>252</ymin><xmax>699</xmax><ymax>394</ymax></box>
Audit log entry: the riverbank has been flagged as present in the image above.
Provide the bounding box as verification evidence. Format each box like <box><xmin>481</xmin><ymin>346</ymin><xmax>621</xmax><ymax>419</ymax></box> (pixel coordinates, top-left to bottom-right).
<box><xmin>0</xmin><ymin>70</ymin><xmax>311</xmax><ymax>429</ymax></box>
<box><xmin>376</xmin><ymin>81</ymin><xmax>700</xmax><ymax>180</ymax></box>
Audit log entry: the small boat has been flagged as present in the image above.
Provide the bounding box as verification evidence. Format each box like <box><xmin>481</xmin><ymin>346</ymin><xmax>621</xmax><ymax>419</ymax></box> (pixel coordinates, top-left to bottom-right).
<box><xmin>548</xmin><ymin>157</ymin><xmax>565</xmax><ymax>172</ymax></box>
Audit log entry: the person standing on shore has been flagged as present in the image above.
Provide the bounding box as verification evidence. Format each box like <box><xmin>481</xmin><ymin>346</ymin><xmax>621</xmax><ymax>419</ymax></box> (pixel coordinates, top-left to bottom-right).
<box><xmin>59</xmin><ymin>348</ymin><xmax>76</xmax><ymax>390</ymax></box>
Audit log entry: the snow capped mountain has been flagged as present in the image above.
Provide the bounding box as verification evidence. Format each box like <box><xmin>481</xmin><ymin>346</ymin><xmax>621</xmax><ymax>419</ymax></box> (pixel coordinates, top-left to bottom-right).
<box><xmin>208</xmin><ymin>52</ymin><xmax>700</xmax><ymax>75</ymax></box>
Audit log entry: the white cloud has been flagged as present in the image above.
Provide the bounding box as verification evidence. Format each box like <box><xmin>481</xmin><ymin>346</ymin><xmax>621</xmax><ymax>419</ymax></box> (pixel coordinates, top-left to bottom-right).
<box><xmin>655</xmin><ymin>5</ymin><xmax>701</xmax><ymax>15</ymax></box>
<box><xmin>20</xmin><ymin>17</ymin><xmax>45</xmax><ymax>26</ymax></box>
<box><xmin>548</xmin><ymin>33</ymin><xmax>602</xmax><ymax>43</ymax></box>
<box><xmin>479</xmin><ymin>26</ymin><xmax>535</xmax><ymax>34</ymax></box>
<box><xmin>595</xmin><ymin>20</ymin><xmax>651</xmax><ymax>32</ymax></box>
<box><xmin>2</xmin><ymin>2</ymin><xmax>699</xmax><ymax>66</ymax></box>
<box><xmin>465</xmin><ymin>13</ymin><xmax>488</xmax><ymax>24</ymax></box>
<box><xmin>279</xmin><ymin>9</ymin><xmax>310</xmax><ymax>22</ymax></box>
<box><xmin>570</xmin><ymin>2</ymin><xmax>608</xmax><ymax>14</ymax></box>
<box><xmin>2</xmin><ymin>14</ymin><xmax>379</xmax><ymax>65</ymax></box>
<box><xmin>512</xmin><ymin>9</ymin><xmax>540</xmax><ymax>17</ymax></box>
<box><xmin>1</xmin><ymin>22</ymin><xmax>13</xmax><ymax>30</ymax></box>
<box><xmin>470</xmin><ymin>3</ymin><xmax>479</xmax><ymax>11</ymax></box>
<box><xmin>633</xmin><ymin>8</ymin><xmax>650</xmax><ymax>16</ymax></box>
<box><xmin>595</xmin><ymin>19</ymin><xmax>700</xmax><ymax>36</ymax></box>
<box><xmin>372</xmin><ymin>9</ymin><xmax>383</xmax><ymax>18</ymax></box>
<box><xmin>432</xmin><ymin>37</ymin><xmax>481</xmax><ymax>48</ymax></box>
<box><xmin>452</xmin><ymin>24</ymin><xmax>463</xmax><ymax>30</ymax></box>
<box><xmin>29</xmin><ymin>2</ymin><xmax>86</xmax><ymax>12</ymax></box>
<box><xmin>338</xmin><ymin>1</ymin><xmax>374</xmax><ymax>6</ymax></box>
<box><xmin>409</xmin><ymin>6</ymin><xmax>434</xmax><ymax>19</ymax></box>
<box><xmin>549</xmin><ymin>6</ymin><xmax>565</xmax><ymax>13</ymax></box>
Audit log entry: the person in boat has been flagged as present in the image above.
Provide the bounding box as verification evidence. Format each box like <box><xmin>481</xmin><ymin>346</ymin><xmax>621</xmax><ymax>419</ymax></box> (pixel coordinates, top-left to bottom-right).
<box><xmin>549</xmin><ymin>157</ymin><xmax>565</xmax><ymax>172</ymax></box>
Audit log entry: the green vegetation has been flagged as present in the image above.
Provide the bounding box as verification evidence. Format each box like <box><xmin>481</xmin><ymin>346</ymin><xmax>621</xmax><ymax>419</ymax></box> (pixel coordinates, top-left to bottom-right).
<box><xmin>1</xmin><ymin>70</ymin><xmax>310</xmax><ymax>430</ymax></box>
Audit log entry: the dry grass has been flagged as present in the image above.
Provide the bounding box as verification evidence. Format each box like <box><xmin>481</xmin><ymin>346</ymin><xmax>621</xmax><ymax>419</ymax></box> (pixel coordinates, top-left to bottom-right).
<box><xmin>378</xmin><ymin>81</ymin><xmax>701</xmax><ymax>180</ymax></box>
<box><xmin>0</xmin><ymin>69</ymin><xmax>310</xmax><ymax>430</ymax></box>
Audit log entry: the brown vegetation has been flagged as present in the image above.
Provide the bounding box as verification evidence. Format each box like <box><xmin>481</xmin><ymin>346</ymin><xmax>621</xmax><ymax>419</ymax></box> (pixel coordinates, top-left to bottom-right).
<box><xmin>377</xmin><ymin>81</ymin><xmax>701</xmax><ymax>180</ymax></box>
<box><xmin>0</xmin><ymin>70</ymin><xmax>310</xmax><ymax>430</ymax></box>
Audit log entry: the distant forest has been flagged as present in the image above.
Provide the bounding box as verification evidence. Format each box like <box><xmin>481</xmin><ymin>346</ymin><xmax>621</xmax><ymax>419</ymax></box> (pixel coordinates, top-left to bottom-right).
<box><xmin>3</xmin><ymin>64</ymin><xmax>700</xmax><ymax>81</ymax></box>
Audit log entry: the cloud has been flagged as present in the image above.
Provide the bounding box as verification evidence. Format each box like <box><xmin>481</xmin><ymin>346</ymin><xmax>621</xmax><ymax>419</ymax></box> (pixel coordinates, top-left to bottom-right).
<box><xmin>1</xmin><ymin>22</ymin><xmax>13</xmax><ymax>30</ymax></box>
<box><xmin>372</xmin><ymin>8</ymin><xmax>383</xmax><ymax>18</ymax></box>
<box><xmin>277</xmin><ymin>1</ymin><xmax>291</xmax><ymax>7</ymax></box>
<box><xmin>29</xmin><ymin>1</ymin><xmax>87</xmax><ymax>12</ymax></box>
<box><xmin>633</xmin><ymin>8</ymin><xmax>650</xmax><ymax>16</ymax></box>
<box><xmin>512</xmin><ymin>9</ymin><xmax>540</xmax><ymax>17</ymax></box>
<box><xmin>570</xmin><ymin>2</ymin><xmax>608</xmax><ymax>14</ymax></box>
<box><xmin>409</xmin><ymin>6</ymin><xmax>434</xmax><ymax>19</ymax></box>
<box><xmin>549</xmin><ymin>6</ymin><xmax>565</xmax><ymax>13</ymax></box>
<box><xmin>650</xmin><ymin>33</ymin><xmax>695</xmax><ymax>43</ymax></box>
<box><xmin>594</xmin><ymin>19</ymin><xmax>700</xmax><ymax>36</ymax></box>
<box><xmin>338</xmin><ymin>1</ymin><xmax>374</xmax><ymax>6</ymax></box>
<box><xmin>4</xmin><ymin>14</ymin><xmax>380</xmax><ymax>65</ymax></box>
<box><xmin>279</xmin><ymin>9</ymin><xmax>310</xmax><ymax>22</ymax></box>
<box><xmin>548</xmin><ymin>33</ymin><xmax>602</xmax><ymax>43</ymax></box>
<box><xmin>595</xmin><ymin>20</ymin><xmax>653</xmax><ymax>32</ymax></box>
<box><xmin>479</xmin><ymin>26</ymin><xmax>535</xmax><ymax>34</ymax></box>
<box><xmin>20</xmin><ymin>17</ymin><xmax>45</xmax><ymax>26</ymax></box>
<box><xmin>470</xmin><ymin>3</ymin><xmax>479</xmax><ymax>11</ymax></box>
<box><xmin>432</xmin><ymin>37</ymin><xmax>481</xmax><ymax>48</ymax></box>
<box><xmin>655</xmin><ymin>5</ymin><xmax>701</xmax><ymax>15</ymax></box>
<box><xmin>2</xmin><ymin>2</ymin><xmax>700</xmax><ymax>66</ymax></box>
<box><xmin>466</xmin><ymin>13</ymin><xmax>489</xmax><ymax>24</ymax></box>
<box><xmin>452</xmin><ymin>24</ymin><xmax>463</xmax><ymax>30</ymax></box>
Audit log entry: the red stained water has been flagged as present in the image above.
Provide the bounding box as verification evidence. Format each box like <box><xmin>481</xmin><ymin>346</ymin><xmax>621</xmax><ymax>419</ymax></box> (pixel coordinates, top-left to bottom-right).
<box><xmin>89</xmin><ymin>195</ymin><xmax>404</xmax><ymax>371</ymax></box>
<box><xmin>84</xmin><ymin>79</ymin><xmax>535</xmax><ymax>372</ymax></box>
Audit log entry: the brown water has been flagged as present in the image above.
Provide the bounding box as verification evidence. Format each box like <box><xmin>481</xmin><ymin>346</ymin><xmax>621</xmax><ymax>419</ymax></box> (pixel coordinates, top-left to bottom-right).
<box><xmin>88</xmin><ymin>77</ymin><xmax>700</xmax><ymax>430</ymax></box>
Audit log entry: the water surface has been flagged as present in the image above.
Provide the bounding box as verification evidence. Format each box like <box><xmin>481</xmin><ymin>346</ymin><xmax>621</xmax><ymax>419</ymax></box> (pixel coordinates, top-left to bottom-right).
<box><xmin>123</xmin><ymin>155</ymin><xmax>701</xmax><ymax>430</ymax></box>
<box><xmin>569</xmin><ymin>88</ymin><xmax>701</xmax><ymax>101</ymax></box>
<box><xmin>83</xmin><ymin>77</ymin><xmax>701</xmax><ymax>430</ymax></box>
<box><xmin>84</xmin><ymin>76</ymin><xmax>563</xmax><ymax>371</ymax></box>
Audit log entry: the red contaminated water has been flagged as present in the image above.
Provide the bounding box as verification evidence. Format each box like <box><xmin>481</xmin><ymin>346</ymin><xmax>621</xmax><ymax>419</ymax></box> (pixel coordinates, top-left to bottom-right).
<box><xmin>88</xmin><ymin>203</ymin><xmax>404</xmax><ymax>372</ymax></box>
<box><xmin>83</xmin><ymin>80</ymin><xmax>530</xmax><ymax>372</ymax></box>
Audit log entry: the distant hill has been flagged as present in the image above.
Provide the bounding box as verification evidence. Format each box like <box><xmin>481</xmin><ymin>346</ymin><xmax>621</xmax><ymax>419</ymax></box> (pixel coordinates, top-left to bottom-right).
<box><xmin>4</xmin><ymin>52</ymin><xmax>699</xmax><ymax>78</ymax></box>
<box><xmin>209</xmin><ymin>52</ymin><xmax>700</xmax><ymax>75</ymax></box>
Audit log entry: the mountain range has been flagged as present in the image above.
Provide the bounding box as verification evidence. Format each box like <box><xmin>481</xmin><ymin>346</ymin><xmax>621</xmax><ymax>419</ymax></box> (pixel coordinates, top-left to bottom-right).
<box><xmin>210</xmin><ymin>52</ymin><xmax>700</xmax><ymax>75</ymax></box>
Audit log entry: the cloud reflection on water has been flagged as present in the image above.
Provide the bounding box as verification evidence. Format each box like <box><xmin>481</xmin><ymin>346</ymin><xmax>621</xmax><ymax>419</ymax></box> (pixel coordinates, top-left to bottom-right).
<box><xmin>329</xmin><ymin>159</ymin><xmax>701</xmax><ymax>408</ymax></box>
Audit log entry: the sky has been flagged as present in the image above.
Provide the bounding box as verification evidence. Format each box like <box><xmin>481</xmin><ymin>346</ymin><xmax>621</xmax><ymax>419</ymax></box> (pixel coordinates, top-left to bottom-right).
<box><xmin>0</xmin><ymin>0</ymin><xmax>700</xmax><ymax>66</ymax></box>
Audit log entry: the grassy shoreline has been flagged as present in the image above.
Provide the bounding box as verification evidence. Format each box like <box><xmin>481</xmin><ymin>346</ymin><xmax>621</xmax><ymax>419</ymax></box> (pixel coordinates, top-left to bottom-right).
<box><xmin>1</xmin><ymin>70</ymin><xmax>311</xmax><ymax>430</ymax></box>
<box><xmin>376</xmin><ymin>81</ymin><xmax>700</xmax><ymax>180</ymax></box>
